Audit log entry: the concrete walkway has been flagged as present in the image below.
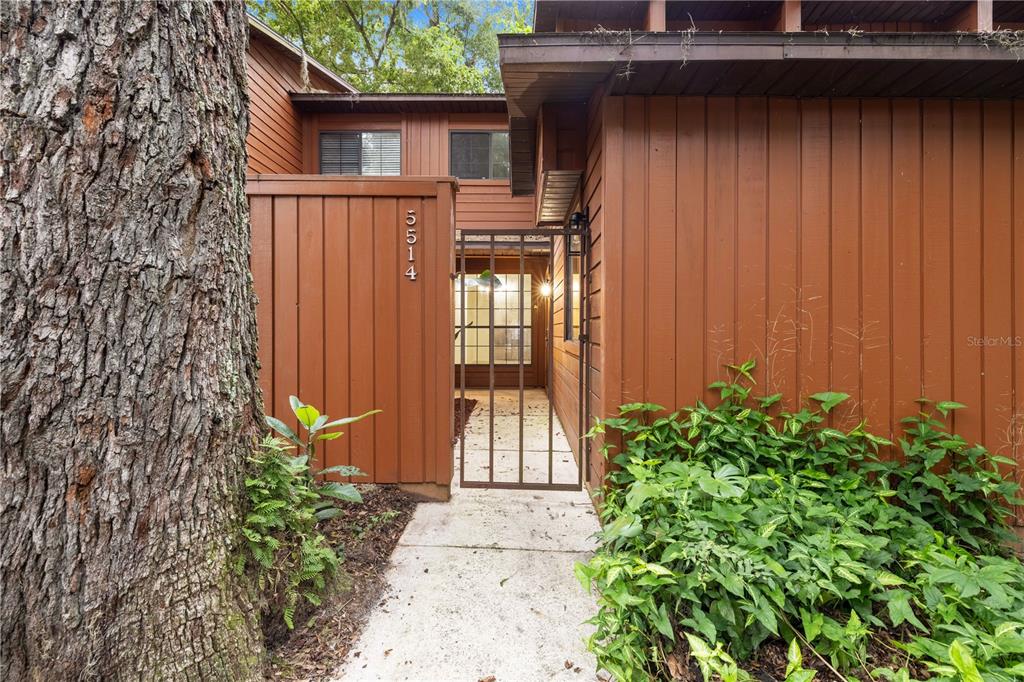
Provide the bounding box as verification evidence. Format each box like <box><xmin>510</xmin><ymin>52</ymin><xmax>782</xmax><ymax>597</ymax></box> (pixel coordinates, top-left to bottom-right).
<box><xmin>337</xmin><ymin>392</ymin><xmax>602</xmax><ymax>681</ymax></box>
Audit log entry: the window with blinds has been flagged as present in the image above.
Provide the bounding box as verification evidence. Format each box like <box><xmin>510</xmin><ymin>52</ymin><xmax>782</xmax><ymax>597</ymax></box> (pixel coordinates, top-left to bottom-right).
<box><xmin>319</xmin><ymin>131</ymin><xmax>401</xmax><ymax>175</ymax></box>
<box><xmin>450</xmin><ymin>131</ymin><xmax>509</xmax><ymax>180</ymax></box>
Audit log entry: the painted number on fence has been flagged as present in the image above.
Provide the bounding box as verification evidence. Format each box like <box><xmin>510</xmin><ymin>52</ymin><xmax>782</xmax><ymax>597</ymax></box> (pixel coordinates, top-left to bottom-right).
<box><xmin>405</xmin><ymin>209</ymin><xmax>418</xmax><ymax>281</ymax></box>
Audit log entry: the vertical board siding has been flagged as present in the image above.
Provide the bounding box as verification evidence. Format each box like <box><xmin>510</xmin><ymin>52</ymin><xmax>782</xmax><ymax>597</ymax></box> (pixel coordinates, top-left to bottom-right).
<box><xmin>551</xmin><ymin>92</ymin><xmax>608</xmax><ymax>490</ymax></box>
<box><xmin>248</xmin><ymin>177</ymin><xmax>455</xmax><ymax>489</ymax></box>
<box><xmin>245</xmin><ymin>32</ymin><xmax>345</xmax><ymax>174</ymax></box>
<box><xmin>305</xmin><ymin>112</ymin><xmax>535</xmax><ymax>230</ymax></box>
<box><xmin>597</xmin><ymin>95</ymin><xmax>1024</xmax><ymax>512</ymax></box>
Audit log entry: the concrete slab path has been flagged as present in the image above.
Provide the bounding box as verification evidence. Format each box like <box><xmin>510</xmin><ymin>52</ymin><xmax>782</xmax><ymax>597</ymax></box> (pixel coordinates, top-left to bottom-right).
<box><xmin>336</xmin><ymin>392</ymin><xmax>603</xmax><ymax>681</ymax></box>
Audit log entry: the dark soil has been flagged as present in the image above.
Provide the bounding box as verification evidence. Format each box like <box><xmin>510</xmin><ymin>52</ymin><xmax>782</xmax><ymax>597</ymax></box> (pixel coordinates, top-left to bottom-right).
<box><xmin>668</xmin><ymin>632</ymin><xmax>928</xmax><ymax>682</ymax></box>
<box><xmin>264</xmin><ymin>485</ymin><xmax>418</xmax><ymax>681</ymax></box>
<box><xmin>452</xmin><ymin>397</ymin><xmax>478</xmax><ymax>444</ymax></box>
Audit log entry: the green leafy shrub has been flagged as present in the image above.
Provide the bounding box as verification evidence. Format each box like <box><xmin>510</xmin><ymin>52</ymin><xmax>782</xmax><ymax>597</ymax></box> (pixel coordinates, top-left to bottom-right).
<box><xmin>577</xmin><ymin>361</ymin><xmax>1024</xmax><ymax>681</ymax></box>
<box><xmin>240</xmin><ymin>397</ymin><xmax>378</xmax><ymax>629</ymax></box>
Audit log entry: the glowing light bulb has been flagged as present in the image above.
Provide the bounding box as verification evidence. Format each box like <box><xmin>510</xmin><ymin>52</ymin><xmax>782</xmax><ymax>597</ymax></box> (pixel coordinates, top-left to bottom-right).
<box><xmin>540</xmin><ymin>282</ymin><xmax>552</xmax><ymax>297</ymax></box>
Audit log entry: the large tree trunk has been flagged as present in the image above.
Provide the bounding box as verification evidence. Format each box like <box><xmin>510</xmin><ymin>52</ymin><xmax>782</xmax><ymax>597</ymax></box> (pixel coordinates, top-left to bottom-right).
<box><xmin>1</xmin><ymin>1</ymin><xmax>263</xmax><ymax>678</ymax></box>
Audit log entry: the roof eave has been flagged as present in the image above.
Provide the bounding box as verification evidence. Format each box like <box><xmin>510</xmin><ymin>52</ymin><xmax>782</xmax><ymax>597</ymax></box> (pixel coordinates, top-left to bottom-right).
<box><xmin>499</xmin><ymin>31</ymin><xmax>1024</xmax><ymax>195</ymax></box>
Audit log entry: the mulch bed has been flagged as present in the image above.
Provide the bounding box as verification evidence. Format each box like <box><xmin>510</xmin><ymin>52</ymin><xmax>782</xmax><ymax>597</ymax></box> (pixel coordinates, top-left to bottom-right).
<box><xmin>264</xmin><ymin>485</ymin><xmax>418</xmax><ymax>681</ymax></box>
<box><xmin>452</xmin><ymin>397</ymin><xmax>478</xmax><ymax>444</ymax></box>
<box><xmin>667</xmin><ymin>632</ymin><xmax>928</xmax><ymax>682</ymax></box>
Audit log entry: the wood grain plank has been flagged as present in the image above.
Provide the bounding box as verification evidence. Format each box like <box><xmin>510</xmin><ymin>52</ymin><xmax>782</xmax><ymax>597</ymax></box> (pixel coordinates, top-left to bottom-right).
<box><xmin>981</xmin><ymin>100</ymin><xmax>1014</xmax><ymax>459</ymax></box>
<box><xmin>622</xmin><ymin>97</ymin><xmax>647</xmax><ymax>405</ymax></box>
<box><xmin>767</xmin><ymin>98</ymin><xmax>800</xmax><ymax>409</ymax></box>
<box><xmin>297</xmin><ymin>196</ymin><xmax>325</xmax><ymax>462</ymax></box>
<box><xmin>735</xmin><ymin>98</ymin><xmax>768</xmax><ymax>384</ymax></box>
<box><xmin>798</xmin><ymin>99</ymin><xmax>831</xmax><ymax>402</ymax></box>
<box><xmin>950</xmin><ymin>100</ymin><xmax>984</xmax><ymax>446</ymax></box>
<box><xmin>676</xmin><ymin>97</ymin><xmax>707</xmax><ymax>407</ymax></box>
<box><xmin>273</xmin><ymin>196</ymin><xmax>300</xmax><ymax>431</ymax></box>
<box><xmin>348</xmin><ymin>197</ymin><xmax>376</xmax><ymax>479</ymax></box>
<box><xmin>646</xmin><ymin>97</ymin><xmax>677</xmax><ymax>410</ymax></box>
<box><xmin>860</xmin><ymin>99</ymin><xmax>893</xmax><ymax>442</ymax></box>
<box><xmin>921</xmin><ymin>101</ymin><xmax>954</xmax><ymax>418</ymax></box>
<box><xmin>373</xmin><ymin>198</ymin><xmax>400</xmax><ymax>483</ymax></box>
<box><xmin>830</xmin><ymin>100</ymin><xmax>863</xmax><ymax>428</ymax></box>
<box><xmin>250</xmin><ymin>196</ymin><xmax>274</xmax><ymax>413</ymax></box>
<box><xmin>891</xmin><ymin>99</ymin><xmax>923</xmax><ymax>440</ymax></box>
<box><xmin>323</xmin><ymin>197</ymin><xmax>351</xmax><ymax>475</ymax></box>
<box><xmin>705</xmin><ymin>97</ymin><xmax>738</xmax><ymax>395</ymax></box>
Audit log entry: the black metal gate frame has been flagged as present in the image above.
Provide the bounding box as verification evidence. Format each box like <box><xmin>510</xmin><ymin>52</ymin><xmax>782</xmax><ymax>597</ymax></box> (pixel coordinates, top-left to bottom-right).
<box><xmin>456</xmin><ymin>221</ymin><xmax>591</xmax><ymax>492</ymax></box>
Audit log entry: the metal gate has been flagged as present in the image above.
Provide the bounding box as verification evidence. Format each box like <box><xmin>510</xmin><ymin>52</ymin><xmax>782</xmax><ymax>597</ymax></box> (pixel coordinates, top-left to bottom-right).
<box><xmin>455</xmin><ymin>216</ymin><xmax>591</xmax><ymax>491</ymax></box>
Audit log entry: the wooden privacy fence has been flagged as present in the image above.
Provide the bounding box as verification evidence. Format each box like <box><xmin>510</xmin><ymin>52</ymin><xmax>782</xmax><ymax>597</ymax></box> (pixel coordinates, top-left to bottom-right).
<box><xmin>248</xmin><ymin>175</ymin><xmax>455</xmax><ymax>497</ymax></box>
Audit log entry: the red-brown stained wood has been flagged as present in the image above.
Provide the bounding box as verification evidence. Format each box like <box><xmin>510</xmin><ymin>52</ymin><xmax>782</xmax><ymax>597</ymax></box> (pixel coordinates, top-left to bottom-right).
<box><xmin>245</xmin><ymin>31</ymin><xmax>345</xmax><ymax>174</ymax></box>
<box><xmin>298</xmin><ymin>196</ymin><xmax>325</xmax><ymax>429</ymax></box>
<box><xmin>766</xmin><ymin>98</ymin><xmax>800</xmax><ymax>408</ymax></box>
<box><xmin>951</xmin><ymin>101</ymin><xmax>984</xmax><ymax>446</ymax></box>
<box><xmin>706</xmin><ymin>97</ymin><xmax>738</xmax><ymax>397</ymax></box>
<box><xmin>249</xmin><ymin>178</ymin><xmax>455</xmax><ymax>490</ymax></box>
<box><xmin>921</xmin><ymin>100</ymin><xmax>954</xmax><ymax>419</ymax></box>
<box><xmin>323</xmin><ymin>197</ymin><xmax>351</xmax><ymax>475</ymax></box>
<box><xmin>982</xmin><ymin>101</ymin><xmax>1014</xmax><ymax>460</ymax></box>
<box><xmin>647</xmin><ymin>97</ymin><xmax>678</xmax><ymax>411</ymax></box>
<box><xmin>348</xmin><ymin>197</ymin><xmax>376</xmax><ymax>480</ymax></box>
<box><xmin>830</xmin><ymin>100</ymin><xmax>863</xmax><ymax>428</ymax></box>
<box><xmin>860</xmin><ymin>99</ymin><xmax>893</xmax><ymax>441</ymax></box>
<box><xmin>251</xmin><ymin>196</ymin><xmax>275</xmax><ymax>406</ymax></box>
<box><xmin>273</xmin><ymin>196</ymin><xmax>300</xmax><ymax>431</ymax></box>
<box><xmin>675</xmin><ymin>97</ymin><xmax>707</xmax><ymax>409</ymax></box>
<box><xmin>1014</xmin><ymin>101</ymin><xmax>1024</xmax><ymax>521</ymax></box>
<box><xmin>303</xmin><ymin>112</ymin><xmax>534</xmax><ymax>231</ymax></box>
<box><xmin>592</xmin><ymin>94</ymin><xmax>1022</xmax><ymax>505</ymax></box>
<box><xmin>374</xmin><ymin>198</ymin><xmax>400</xmax><ymax>483</ymax></box>
<box><xmin>736</xmin><ymin>98</ymin><xmax>768</xmax><ymax>383</ymax></box>
<box><xmin>891</xmin><ymin>99</ymin><xmax>924</xmax><ymax>436</ymax></box>
<box><xmin>798</xmin><ymin>100</ymin><xmax>831</xmax><ymax>402</ymax></box>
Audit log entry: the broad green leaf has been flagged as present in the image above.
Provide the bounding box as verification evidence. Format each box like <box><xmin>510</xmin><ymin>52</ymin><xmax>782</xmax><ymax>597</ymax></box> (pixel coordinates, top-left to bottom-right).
<box><xmin>317</xmin><ymin>431</ymin><xmax>344</xmax><ymax>441</ymax></box>
<box><xmin>318</xmin><ymin>464</ymin><xmax>365</xmax><ymax>477</ymax></box>
<box><xmin>294</xmin><ymin>404</ymin><xmax>321</xmax><ymax>428</ymax></box>
<box><xmin>947</xmin><ymin>640</ymin><xmax>983</xmax><ymax>682</ymax></box>
<box><xmin>265</xmin><ymin>416</ymin><xmax>302</xmax><ymax>446</ymax></box>
<box><xmin>809</xmin><ymin>392</ymin><xmax>850</xmax><ymax>413</ymax></box>
<box><xmin>936</xmin><ymin>401</ymin><xmax>967</xmax><ymax>417</ymax></box>
<box><xmin>321</xmin><ymin>409</ymin><xmax>383</xmax><ymax>429</ymax></box>
<box><xmin>319</xmin><ymin>482</ymin><xmax>362</xmax><ymax>503</ymax></box>
<box><xmin>652</xmin><ymin>602</ymin><xmax>674</xmax><ymax>639</ymax></box>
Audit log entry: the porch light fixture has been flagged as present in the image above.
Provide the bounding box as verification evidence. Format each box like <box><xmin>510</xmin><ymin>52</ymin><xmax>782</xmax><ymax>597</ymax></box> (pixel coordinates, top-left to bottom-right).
<box><xmin>540</xmin><ymin>281</ymin><xmax>552</xmax><ymax>297</ymax></box>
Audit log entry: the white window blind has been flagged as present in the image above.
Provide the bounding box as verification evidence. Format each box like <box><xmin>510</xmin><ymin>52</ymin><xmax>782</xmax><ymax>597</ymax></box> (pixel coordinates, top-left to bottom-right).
<box><xmin>320</xmin><ymin>131</ymin><xmax>400</xmax><ymax>175</ymax></box>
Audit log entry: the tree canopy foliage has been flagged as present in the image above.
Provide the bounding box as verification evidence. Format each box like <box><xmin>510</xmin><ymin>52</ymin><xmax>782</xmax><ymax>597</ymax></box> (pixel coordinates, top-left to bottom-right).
<box><xmin>249</xmin><ymin>0</ymin><xmax>532</xmax><ymax>93</ymax></box>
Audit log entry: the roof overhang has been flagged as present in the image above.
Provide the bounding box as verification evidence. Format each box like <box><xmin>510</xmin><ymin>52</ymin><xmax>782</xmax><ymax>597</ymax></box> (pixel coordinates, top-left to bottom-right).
<box><xmin>500</xmin><ymin>31</ymin><xmax>1024</xmax><ymax>195</ymax></box>
<box><xmin>290</xmin><ymin>93</ymin><xmax>508</xmax><ymax>114</ymax></box>
<box><xmin>247</xmin><ymin>15</ymin><xmax>357</xmax><ymax>93</ymax></box>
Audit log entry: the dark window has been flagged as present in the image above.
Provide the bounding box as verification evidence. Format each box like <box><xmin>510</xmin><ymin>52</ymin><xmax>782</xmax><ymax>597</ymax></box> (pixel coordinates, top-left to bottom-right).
<box><xmin>319</xmin><ymin>131</ymin><xmax>400</xmax><ymax>175</ymax></box>
<box><xmin>450</xmin><ymin>131</ymin><xmax>509</xmax><ymax>180</ymax></box>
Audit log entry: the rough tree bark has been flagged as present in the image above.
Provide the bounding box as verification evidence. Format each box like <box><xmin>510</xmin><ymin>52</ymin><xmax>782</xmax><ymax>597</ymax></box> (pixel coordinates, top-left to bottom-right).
<box><xmin>1</xmin><ymin>1</ymin><xmax>263</xmax><ymax>678</ymax></box>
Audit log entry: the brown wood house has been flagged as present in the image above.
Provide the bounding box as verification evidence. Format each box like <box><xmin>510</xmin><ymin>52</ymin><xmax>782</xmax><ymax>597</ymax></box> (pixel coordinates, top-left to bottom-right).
<box><xmin>245</xmin><ymin>3</ymin><xmax>1024</xmax><ymax>508</ymax></box>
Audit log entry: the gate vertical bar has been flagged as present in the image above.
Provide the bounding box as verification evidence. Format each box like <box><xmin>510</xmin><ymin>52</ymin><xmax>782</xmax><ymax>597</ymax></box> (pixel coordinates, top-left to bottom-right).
<box><xmin>547</xmin><ymin>244</ymin><xmax>555</xmax><ymax>485</ymax></box>
<box><xmin>577</xmin><ymin>232</ymin><xmax>586</xmax><ymax>490</ymax></box>
<box><xmin>518</xmin><ymin>236</ymin><xmax>525</xmax><ymax>484</ymax></box>
<box><xmin>488</xmin><ymin>236</ymin><xmax>495</xmax><ymax>483</ymax></box>
<box><xmin>583</xmin><ymin>217</ymin><xmax>593</xmax><ymax>488</ymax></box>
<box><xmin>459</xmin><ymin>233</ymin><xmax>467</xmax><ymax>487</ymax></box>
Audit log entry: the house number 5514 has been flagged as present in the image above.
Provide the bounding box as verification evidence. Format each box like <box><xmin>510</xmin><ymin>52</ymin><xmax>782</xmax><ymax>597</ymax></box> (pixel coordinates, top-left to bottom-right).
<box><xmin>405</xmin><ymin>209</ymin><xmax>418</xmax><ymax>281</ymax></box>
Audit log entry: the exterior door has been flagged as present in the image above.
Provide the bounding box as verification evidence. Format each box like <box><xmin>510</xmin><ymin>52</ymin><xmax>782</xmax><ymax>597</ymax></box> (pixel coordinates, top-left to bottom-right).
<box><xmin>454</xmin><ymin>256</ymin><xmax>548</xmax><ymax>388</ymax></box>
